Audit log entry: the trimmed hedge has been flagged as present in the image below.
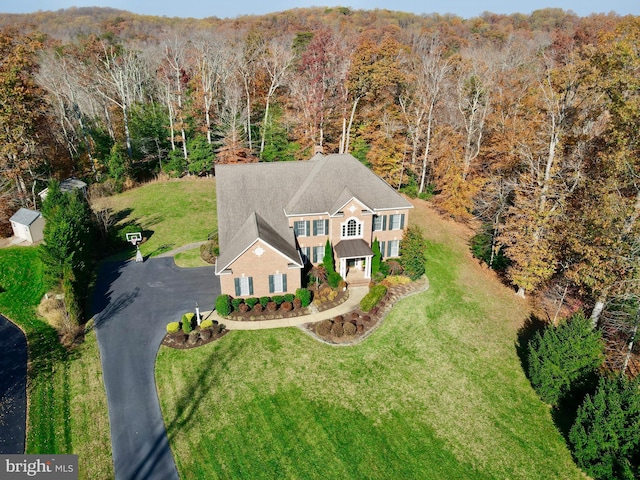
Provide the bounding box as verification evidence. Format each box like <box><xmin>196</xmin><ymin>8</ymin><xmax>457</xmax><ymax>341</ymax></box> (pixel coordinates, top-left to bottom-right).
<box><xmin>245</xmin><ymin>297</ymin><xmax>259</xmax><ymax>309</ymax></box>
<box><xmin>215</xmin><ymin>294</ymin><xmax>232</xmax><ymax>317</ymax></box>
<box><xmin>360</xmin><ymin>285</ymin><xmax>388</xmax><ymax>312</ymax></box>
<box><xmin>231</xmin><ymin>298</ymin><xmax>244</xmax><ymax>310</ymax></box>
<box><xmin>166</xmin><ymin>321</ymin><xmax>181</xmax><ymax>334</ymax></box>
<box><xmin>200</xmin><ymin>319</ymin><xmax>214</xmax><ymax>329</ymax></box>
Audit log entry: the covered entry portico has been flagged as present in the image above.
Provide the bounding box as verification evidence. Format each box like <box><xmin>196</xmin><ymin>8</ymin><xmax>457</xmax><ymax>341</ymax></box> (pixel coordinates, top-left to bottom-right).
<box><xmin>335</xmin><ymin>239</ymin><xmax>373</xmax><ymax>285</ymax></box>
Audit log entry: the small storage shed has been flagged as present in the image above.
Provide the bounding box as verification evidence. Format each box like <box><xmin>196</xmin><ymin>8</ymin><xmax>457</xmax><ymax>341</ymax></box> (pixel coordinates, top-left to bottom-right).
<box><xmin>9</xmin><ymin>208</ymin><xmax>45</xmax><ymax>244</ymax></box>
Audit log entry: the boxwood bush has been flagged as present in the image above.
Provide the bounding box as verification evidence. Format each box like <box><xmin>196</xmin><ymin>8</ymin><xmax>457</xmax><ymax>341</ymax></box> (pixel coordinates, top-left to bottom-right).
<box><xmin>283</xmin><ymin>293</ymin><xmax>295</xmax><ymax>303</ymax></box>
<box><xmin>200</xmin><ymin>319</ymin><xmax>214</xmax><ymax>329</ymax></box>
<box><xmin>231</xmin><ymin>297</ymin><xmax>244</xmax><ymax>311</ymax></box>
<box><xmin>295</xmin><ymin>288</ymin><xmax>312</xmax><ymax>307</ymax></box>
<box><xmin>215</xmin><ymin>294</ymin><xmax>232</xmax><ymax>317</ymax></box>
<box><xmin>259</xmin><ymin>296</ymin><xmax>270</xmax><ymax>308</ymax></box>
<box><xmin>245</xmin><ymin>297</ymin><xmax>259</xmax><ymax>309</ymax></box>
<box><xmin>360</xmin><ymin>285</ymin><xmax>388</xmax><ymax>312</ymax></box>
<box><xmin>166</xmin><ymin>321</ymin><xmax>181</xmax><ymax>334</ymax></box>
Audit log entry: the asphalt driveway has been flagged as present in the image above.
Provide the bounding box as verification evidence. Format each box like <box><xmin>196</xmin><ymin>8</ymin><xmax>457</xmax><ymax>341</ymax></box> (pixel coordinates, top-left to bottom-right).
<box><xmin>0</xmin><ymin>315</ymin><xmax>27</xmax><ymax>454</ymax></box>
<box><xmin>93</xmin><ymin>257</ymin><xmax>219</xmax><ymax>480</ymax></box>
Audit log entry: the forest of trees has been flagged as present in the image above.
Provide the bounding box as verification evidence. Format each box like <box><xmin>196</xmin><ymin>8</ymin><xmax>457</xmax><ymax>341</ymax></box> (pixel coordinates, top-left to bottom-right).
<box><xmin>0</xmin><ymin>6</ymin><xmax>638</xmax><ymax>374</ymax></box>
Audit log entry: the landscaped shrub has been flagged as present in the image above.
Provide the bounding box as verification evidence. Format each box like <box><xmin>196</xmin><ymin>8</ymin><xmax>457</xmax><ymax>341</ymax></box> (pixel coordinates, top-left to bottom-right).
<box><xmin>283</xmin><ymin>293</ymin><xmax>295</xmax><ymax>303</ymax></box>
<box><xmin>338</xmin><ymin>280</ymin><xmax>347</xmax><ymax>290</ymax></box>
<box><xmin>245</xmin><ymin>297</ymin><xmax>259</xmax><ymax>309</ymax></box>
<box><xmin>272</xmin><ymin>295</ymin><xmax>285</xmax><ymax>306</ymax></box>
<box><xmin>266</xmin><ymin>301</ymin><xmax>277</xmax><ymax>312</ymax></box>
<box><xmin>399</xmin><ymin>224</ymin><xmax>427</xmax><ymax>280</ymax></box>
<box><xmin>334</xmin><ymin>315</ymin><xmax>344</xmax><ymax>322</ymax></box>
<box><xmin>259</xmin><ymin>296</ymin><xmax>270</xmax><ymax>308</ymax></box>
<box><xmin>331</xmin><ymin>321</ymin><xmax>344</xmax><ymax>337</ymax></box>
<box><xmin>327</xmin><ymin>271</ymin><xmax>342</xmax><ymax>288</ymax></box>
<box><xmin>231</xmin><ymin>297</ymin><xmax>244</xmax><ymax>311</ymax></box>
<box><xmin>527</xmin><ymin>312</ymin><xmax>604</xmax><ymax>406</ymax></box>
<box><xmin>188</xmin><ymin>330</ymin><xmax>199</xmax><ymax>345</ymax></box>
<box><xmin>200</xmin><ymin>319</ymin><xmax>213</xmax><ymax>330</ymax></box>
<box><xmin>182</xmin><ymin>319</ymin><xmax>193</xmax><ymax>334</ymax></box>
<box><xmin>166</xmin><ymin>322</ymin><xmax>180</xmax><ymax>334</ymax></box>
<box><xmin>199</xmin><ymin>240</ymin><xmax>219</xmax><ymax>264</ymax></box>
<box><xmin>280</xmin><ymin>301</ymin><xmax>293</xmax><ymax>312</ymax></box>
<box><xmin>293</xmin><ymin>298</ymin><xmax>302</xmax><ymax>309</ymax></box>
<box><xmin>384</xmin><ymin>259</ymin><xmax>404</xmax><ymax>276</ymax></box>
<box><xmin>360</xmin><ymin>285</ymin><xmax>388</xmax><ymax>312</ymax></box>
<box><xmin>253</xmin><ymin>303</ymin><xmax>263</xmax><ymax>313</ymax></box>
<box><xmin>295</xmin><ymin>288</ymin><xmax>312</xmax><ymax>307</ymax></box>
<box><xmin>200</xmin><ymin>328</ymin><xmax>212</xmax><ymax>341</ymax></box>
<box><xmin>569</xmin><ymin>375</ymin><xmax>640</xmax><ymax>480</ymax></box>
<box><xmin>343</xmin><ymin>322</ymin><xmax>356</xmax><ymax>336</ymax></box>
<box><xmin>215</xmin><ymin>294</ymin><xmax>232</xmax><ymax>317</ymax></box>
<box><xmin>316</xmin><ymin>319</ymin><xmax>332</xmax><ymax>336</ymax></box>
<box><xmin>238</xmin><ymin>303</ymin><xmax>250</xmax><ymax>313</ymax></box>
<box><xmin>372</xmin><ymin>238</ymin><xmax>382</xmax><ymax>277</ymax></box>
<box><xmin>182</xmin><ymin>312</ymin><xmax>195</xmax><ymax>333</ymax></box>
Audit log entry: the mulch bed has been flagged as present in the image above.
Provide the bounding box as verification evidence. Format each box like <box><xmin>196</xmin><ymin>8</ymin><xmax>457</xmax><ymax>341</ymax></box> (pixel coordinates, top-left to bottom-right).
<box><xmin>226</xmin><ymin>287</ymin><xmax>349</xmax><ymax>321</ymax></box>
<box><xmin>302</xmin><ymin>276</ymin><xmax>430</xmax><ymax>345</ymax></box>
<box><xmin>162</xmin><ymin>325</ymin><xmax>228</xmax><ymax>350</ymax></box>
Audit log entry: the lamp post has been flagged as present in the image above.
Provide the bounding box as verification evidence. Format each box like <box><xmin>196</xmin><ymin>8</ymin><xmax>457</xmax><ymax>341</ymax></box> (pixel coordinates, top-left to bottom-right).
<box><xmin>195</xmin><ymin>302</ymin><xmax>201</xmax><ymax>326</ymax></box>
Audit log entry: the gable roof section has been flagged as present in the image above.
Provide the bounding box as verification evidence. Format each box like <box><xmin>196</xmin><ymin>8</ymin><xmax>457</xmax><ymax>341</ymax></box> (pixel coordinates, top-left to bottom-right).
<box><xmin>284</xmin><ymin>154</ymin><xmax>412</xmax><ymax>215</ymax></box>
<box><xmin>215</xmin><ymin>212</ymin><xmax>302</xmax><ymax>274</ymax></box>
<box><xmin>10</xmin><ymin>208</ymin><xmax>41</xmax><ymax>226</ymax></box>
<box><xmin>215</xmin><ymin>161</ymin><xmax>308</xmax><ymax>273</ymax></box>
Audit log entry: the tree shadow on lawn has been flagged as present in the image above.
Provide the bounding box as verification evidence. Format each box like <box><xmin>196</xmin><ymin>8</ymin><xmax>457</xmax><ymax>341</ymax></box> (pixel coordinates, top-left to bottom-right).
<box><xmin>164</xmin><ymin>340</ymin><xmax>237</xmax><ymax>440</ymax></box>
<box><xmin>515</xmin><ymin>314</ymin><xmax>547</xmax><ymax>376</ymax></box>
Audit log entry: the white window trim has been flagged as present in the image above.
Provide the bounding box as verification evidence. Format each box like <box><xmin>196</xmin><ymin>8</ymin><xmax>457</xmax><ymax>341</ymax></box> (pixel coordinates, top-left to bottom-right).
<box><xmin>389</xmin><ymin>214</ymin><xmax>402</xmax><ymax>230</ymax></box>
<box><xmin>340</xmin><ymin>216</ymin><xmax>363</xmax><ymax>239</ymax></box>
<box><xmin>388</xmin><ymin>239</ymin><xmax>400</xmax><ymax>257</ymax></box>
<box><xmin>294</xmin><ymin>220</ymin><xmax>308</xmax><ymax>237</ymax></box>
<box><xmin>239</xmin><ymin>276</ymin><xmax>251</xmax><ymax>296</ymax></box>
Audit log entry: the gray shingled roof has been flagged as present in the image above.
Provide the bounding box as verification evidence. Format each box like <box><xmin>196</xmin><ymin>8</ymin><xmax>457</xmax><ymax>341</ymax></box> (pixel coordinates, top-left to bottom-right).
<box><xmin>334</xmin><ymin>239</ymin><xmax>373</xmax><ymax>258</ymax></box>
<box><xmin>10</xmin><ymin>208</ymin><xmax>42</xmax><ymax>226</ymax></box>
<box><xmin>215</xmin><ymin>154</ymin><xmax>412</xmax><ymax>274</ymax></box>
<box><xmin>284</xmin><ymin>154</ymin><xmax>412</xmax><ymax>215</ymax></box>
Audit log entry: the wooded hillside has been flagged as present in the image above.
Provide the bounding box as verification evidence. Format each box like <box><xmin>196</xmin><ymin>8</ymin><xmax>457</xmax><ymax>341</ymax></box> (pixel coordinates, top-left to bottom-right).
<box><xmin>0</xmin><ymin>7</ymin><xmax>638</xmax><ymax>373</ymax></box>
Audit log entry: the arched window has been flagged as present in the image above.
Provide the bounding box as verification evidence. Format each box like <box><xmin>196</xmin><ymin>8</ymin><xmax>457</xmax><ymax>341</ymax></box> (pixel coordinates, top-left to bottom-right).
<box><xmin>341</xmin><ymin>217</ymin><xmax>362</xmax><ymax>238</ymax></box>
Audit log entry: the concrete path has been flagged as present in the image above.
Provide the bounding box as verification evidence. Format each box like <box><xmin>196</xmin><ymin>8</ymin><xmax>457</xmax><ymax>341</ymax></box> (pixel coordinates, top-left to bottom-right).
<box><xmin>92</xmin><ymin>258</ymin><xmax>219</xmax><ymax>480</ymax></box>
<box><xmin>156</xmin><ymin>242</ymin><xmax>207</xmax><ymax>258</ymax></box>
<box><xmin>0</xmin><ymin>315</ymin><xmax>27</xmax><ymax>454</ymax></box>
<box><xmin>205</xmin><ymin>286</ymin><xmax>369</xmax><ymax>330</ymax></box>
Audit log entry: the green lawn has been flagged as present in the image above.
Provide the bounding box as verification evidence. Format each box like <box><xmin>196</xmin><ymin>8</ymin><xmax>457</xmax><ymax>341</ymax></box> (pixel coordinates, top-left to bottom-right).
<box><xmin>93</xmin><ymin>177</ymin><xmax>216</xmax><ymax>259</ymax></box>
<box><xmin>0</xmin><ymin>247</ymin><xmax>113</xmax><ymax>479</ymax></box>
<box><xmin>155</xmin><ymin>200</ymin><xmax>583</xmax><ymax>479</ymax></box>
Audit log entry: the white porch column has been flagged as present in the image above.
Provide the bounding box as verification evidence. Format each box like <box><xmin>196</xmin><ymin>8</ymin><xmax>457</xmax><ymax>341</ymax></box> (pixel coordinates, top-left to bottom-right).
<box><xmin>339</xmin><ymin>258</ymin><xmax>346</xmax><ymax>279</ymax></box>
<box><xmin>365</xmin><ymin>256</ymin><xmax>372</xmax><ymax>279</ymax></box>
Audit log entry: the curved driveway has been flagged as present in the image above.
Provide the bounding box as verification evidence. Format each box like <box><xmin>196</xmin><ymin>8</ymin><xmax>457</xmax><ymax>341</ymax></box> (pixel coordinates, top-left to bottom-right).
<box><xmin>93</xmin><ymin>258</ymin><xmax>219</xmax><ymax>480</ymax></box>
<box><xmin>0</xmin><ymin>315</ymin><xmax>27</xmax><ymax>454</ymax></box>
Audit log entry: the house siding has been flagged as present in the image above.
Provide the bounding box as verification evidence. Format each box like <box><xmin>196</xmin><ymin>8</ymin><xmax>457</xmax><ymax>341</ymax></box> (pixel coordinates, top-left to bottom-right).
<box><xmin>369</xmin><ymin>208</ymin><xmax>410</xmax><ymax>258</ymax></box>
<box><xmin>288</xmin><ymin>204</ymin><xmax>411</xmax><ymax>264</ymax></box>
<box><xmin>219</xmin><ymin>239</ymin><xmax>302</xmax><ymax>297</ymax></box>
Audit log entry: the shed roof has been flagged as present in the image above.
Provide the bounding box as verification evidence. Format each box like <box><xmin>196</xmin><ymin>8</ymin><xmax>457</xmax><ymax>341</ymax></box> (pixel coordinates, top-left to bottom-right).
<box><xmin>334</xmin><ymin>239</ymin><xmax>373</xmax><ymax>259</ymax></box>
<box><xmin>10</xmin><ymin>208</ymin><xmax>42</xmax><ymax>226</ymax></box>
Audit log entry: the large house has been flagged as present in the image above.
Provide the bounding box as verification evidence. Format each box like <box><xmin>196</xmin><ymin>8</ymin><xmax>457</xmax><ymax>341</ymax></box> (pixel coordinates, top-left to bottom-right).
<box><xmin>215</xmin><ymin>153</ymin><xmax>413</xmax><ymax>297</ymax></box>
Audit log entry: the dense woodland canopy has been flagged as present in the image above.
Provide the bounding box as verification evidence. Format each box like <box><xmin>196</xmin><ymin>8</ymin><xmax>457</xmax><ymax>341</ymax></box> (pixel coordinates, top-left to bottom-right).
<box><xmin>0</xmin><ymin>6</ymin><xmax>639</xmax><ymax>372</ymax></box>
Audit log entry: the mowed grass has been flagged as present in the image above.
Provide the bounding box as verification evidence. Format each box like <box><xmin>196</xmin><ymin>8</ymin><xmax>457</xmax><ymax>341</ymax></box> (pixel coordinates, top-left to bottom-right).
<box><xmin>0</xmin><ymin>248</ymin><xmax>113</xmax><ymax>479</ymax></box>
<box><xmin>93</xmin><ymin>177</ymin><xmax>216</xmax><ymax>258</ymax></box>
<box><xmin>155</xmin><ymin>199</ymin><xmax>582</xmax><ymax>479</ymax></box>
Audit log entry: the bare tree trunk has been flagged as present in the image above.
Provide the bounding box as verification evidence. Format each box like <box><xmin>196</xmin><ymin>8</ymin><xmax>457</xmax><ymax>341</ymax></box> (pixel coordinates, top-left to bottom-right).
<box><xmin>344</xmin><ymin>96</ymin><xmax>360</xmax><ymax>154</ymax></box>
<box><xmin>622</xmin><ymin>309</ymin><xmax>639</xmax><ymax>375</ymax></box>
<box><xmin>590</xmin><ymin>297</ymin><xmax>606</xmax><ymax>328</ymax></box>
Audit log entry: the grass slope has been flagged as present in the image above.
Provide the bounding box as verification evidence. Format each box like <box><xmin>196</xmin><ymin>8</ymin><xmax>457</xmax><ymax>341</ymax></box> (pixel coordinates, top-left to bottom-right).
<box><xmin>0</xmin><ymin>247</ymin><xmax>113</xmax><ymax>479</ymax></box>
<box><xmin>93</xmin><ymin>177</ymin><xmax>216</xmax><ymax>258</ymax></box>
<box><xmin>156</xmin><ymin>199</ymin><xmax>582</xmax><ymax>479</ymax></box>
